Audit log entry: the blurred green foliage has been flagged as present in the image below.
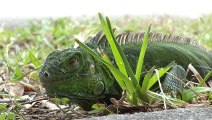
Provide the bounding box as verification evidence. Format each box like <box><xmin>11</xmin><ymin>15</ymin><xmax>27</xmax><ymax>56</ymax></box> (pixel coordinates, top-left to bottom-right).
<box><xmin>0</xmin><ymin>15</ymin><xmax>212</xmax><ymax>83</ymax></box>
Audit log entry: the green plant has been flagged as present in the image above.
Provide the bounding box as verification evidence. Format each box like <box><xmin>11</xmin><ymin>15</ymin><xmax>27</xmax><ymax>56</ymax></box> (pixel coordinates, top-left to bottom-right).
<box><xmin>76</xmin><ymin>13</ymin><xmax>186</xmax><ymax>106</ymax></box>
<box><xmin>181</xmin><ymin>70</ymin><xmax>212</xmax><ymax>102</ymax></box>
<box><xmin>0</xmin><ymin>103</ymin><xmax>16</xmax><ymax>120</ymax></box>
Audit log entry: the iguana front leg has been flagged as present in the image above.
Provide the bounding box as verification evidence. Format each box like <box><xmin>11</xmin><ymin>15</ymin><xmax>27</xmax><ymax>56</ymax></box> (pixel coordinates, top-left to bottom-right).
<box><xmin>162</xmin><ymin>65</ymin><xmax>187</xmax><ymax>96</ymax></box>
<box><xmin>74</xmin><ymin>74</ymin><xmax>105</xmax><ymax>110</ymax></box>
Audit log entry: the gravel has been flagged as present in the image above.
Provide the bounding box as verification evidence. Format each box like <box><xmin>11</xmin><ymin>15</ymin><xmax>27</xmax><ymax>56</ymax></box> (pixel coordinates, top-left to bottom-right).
<box><xmin>83</xmin><ymin>107</ymin><xmax>212</xmax><ymax>120</ymax></box>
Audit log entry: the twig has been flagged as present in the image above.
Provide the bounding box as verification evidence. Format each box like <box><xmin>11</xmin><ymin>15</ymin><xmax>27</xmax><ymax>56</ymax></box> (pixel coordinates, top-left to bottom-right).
<box><xmin>22</xmin><ymin>106</ymin><xmax>70</xmax><ymax>112</ymax></box>
<box><xmin>70</xmin><ymin>109</ymin><xmax>87</xmax><ymax>118</ymax></box>
<box><xmin>49</xmin><ymin>98</ymin><xmax>73</xmax><ymax>118</ymax></box>
<box><xmin>155</xmin><ymin>69</ymin><xmax>167</xmax><ymax>110</ymax></box>
<box><xmin>0</xmin><ymin>99</ymin><xmax>26</xmax><ymax>103</ymax></box>
<box><xmin>188</xmin><ymin>64</ymin><xmax>207</xmax><ymax>87</ymax></box>
<box><xmin>0</xmin><ymin>74</ymin><xmax>5</xmax><ymax>81</ymax></box>
<box><xmin>20</xmin><ymin>97</ymin><xmax>47</xmax><ymax>105</ymax></box>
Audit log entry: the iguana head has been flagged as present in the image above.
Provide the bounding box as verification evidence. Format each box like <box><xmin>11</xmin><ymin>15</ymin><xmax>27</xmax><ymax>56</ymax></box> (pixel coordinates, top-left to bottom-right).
<box><xmin>39</xmin><ymin>48</ymin><xmax>118</xmax><ymax>110</ymax></box>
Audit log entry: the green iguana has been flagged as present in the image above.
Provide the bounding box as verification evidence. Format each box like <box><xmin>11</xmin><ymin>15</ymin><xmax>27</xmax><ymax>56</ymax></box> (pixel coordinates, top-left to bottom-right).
<box><xmin>39</xmin><ymin>31</ymin><xmax>212</xmax><ymax>110</ymax></box>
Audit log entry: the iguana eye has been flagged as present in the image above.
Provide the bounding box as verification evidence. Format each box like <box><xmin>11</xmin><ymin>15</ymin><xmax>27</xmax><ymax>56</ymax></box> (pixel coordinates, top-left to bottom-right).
<box><xmin>69</xmin><ymin>58</ymin><xmax>78</xmax><ymax>65</ymax></box>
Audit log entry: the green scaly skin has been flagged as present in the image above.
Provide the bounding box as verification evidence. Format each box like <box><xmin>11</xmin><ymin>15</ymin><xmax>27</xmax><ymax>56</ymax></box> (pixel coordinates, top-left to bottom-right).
<box><xmin>39</xmin><ymin>31</ymin><xmax>212</xmax><ymax>110</ymax></box>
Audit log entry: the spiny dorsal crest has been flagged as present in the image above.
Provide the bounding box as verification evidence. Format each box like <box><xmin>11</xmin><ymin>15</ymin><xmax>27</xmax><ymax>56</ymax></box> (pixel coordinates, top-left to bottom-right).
<box><xmin>89</xmin><ymin>30</ymin><xmax>205</xmax><ymax>49</ymax></box>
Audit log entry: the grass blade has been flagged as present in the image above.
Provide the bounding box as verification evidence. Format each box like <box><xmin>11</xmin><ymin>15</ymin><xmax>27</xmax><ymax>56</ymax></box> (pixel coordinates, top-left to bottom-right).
<box><xmin>147</xmin><ymin>62</ymin><xmax>176</xmax><ymax>90</ymax></box>
<box><xmin>99</xmin><ymin>13</ymin><xmax>139</xmax><ymax>89</ymax></box>
<box><xmin>135</xmin><ymin>25</ymin><xmax>151</xmax><ymax>82</ymax></box>
<box><xmin>182</xmin><ymin>87</ymin><xmax>212</xmax><ymax>102</ymax></box>
<box><xmin>107</xmin><ymin>17</ymin><xmax>140</xmax><ymax>88</ymax></box>
<box><xmin>140</xmin><ymin>67</ymin><xmax>154</xmax><ymax>93</ymax></box>
<box><xmin>147</xmin><ymin>90</ymin><xmax>187</xmax><ymax>106</ymax></box>
<box><xmin>29</xmin><ymin>50</ymin><xmax>41</xmax><ymax>67</ymax></box>
<box><xmin>75</xmin><ymin>39</ymin><xmax>134</xmax><ymax>93</ymax></box>
<box><xmin>137</xmin><ymin>68</ymin><xmax>154</xmax><ymax>102</ymax></box>
<box><xmin>98</xmin><ymin>13</ymin><xmax>128</xmax><ymax>76</ymax></box>
<box><xmin>198</xmin><ymin>71</ymin><xmax>212</xmax><ymax>87</ymax></box>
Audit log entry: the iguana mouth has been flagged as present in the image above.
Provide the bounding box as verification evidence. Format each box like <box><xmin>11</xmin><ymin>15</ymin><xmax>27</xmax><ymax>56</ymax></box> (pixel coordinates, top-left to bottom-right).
<box><xmin>39</xmin><ymin>71</ymin><xmax>93</xmax><ymax>86</ymax></box>
<box><xmin>44</xmin><ymin>88</ymin><xmax>104</xmax><ymax>103</ymax></box>
<box><xmin>57</xmin><ymin>92</ymin><xmax>103</xmax><ymax>101</ymax></box>
<box><xmin>41</xmin><ymin>73</ymin><xmax>106</xmax><ymax>100</ymax></box>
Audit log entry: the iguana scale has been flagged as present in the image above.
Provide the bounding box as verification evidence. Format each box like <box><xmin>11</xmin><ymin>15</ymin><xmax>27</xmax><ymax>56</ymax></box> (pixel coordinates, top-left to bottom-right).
<box><xmin>39</xmin><ymin>31</ymin><xmax>212</xmax><ymax>110</ymax></box>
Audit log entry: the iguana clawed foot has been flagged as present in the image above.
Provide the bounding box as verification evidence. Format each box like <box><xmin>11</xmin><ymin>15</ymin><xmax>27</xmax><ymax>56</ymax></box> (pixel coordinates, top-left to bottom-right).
<box><xmin>162</xmin><ymin>64</ymin><xmax>211</xmax><ymax>97</ymax></box>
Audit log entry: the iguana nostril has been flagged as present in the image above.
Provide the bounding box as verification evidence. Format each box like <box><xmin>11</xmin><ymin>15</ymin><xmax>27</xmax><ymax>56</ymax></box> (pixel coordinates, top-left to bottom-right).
<box><xmin>44</xmin><ymin>71</ymin><xmax>49</xmax><ymax>77</ymax></box>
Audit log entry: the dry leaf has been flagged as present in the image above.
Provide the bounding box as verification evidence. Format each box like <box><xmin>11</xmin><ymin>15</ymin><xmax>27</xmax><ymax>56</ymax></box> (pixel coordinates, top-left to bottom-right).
<box><xmin>0</xmin><ymin>84</ymin><xmax>5</xmax><ymax>92</ymax></box>
<box><xmin>9</xmin><ymin>83</ymin><xmax>24</xmax><ymax>96</ymax></box>
<box><xmin>18</xmin><ymin>81</ymin><xmax>36</xmax><ymax>92</ymax></box>
<box><xmin>41</xmin><ymin>100</ymin><xmax>59</xmax><ymax>110</ymax></box>
<box><xmin>188</xmin><ymin>64</ymin><xmax>207</xmax><ymax>87</ymax></box>
<box><xmin>24</xmin><ymin>102</ymin><xmax>37</xmax><ymax>109</ymax></box>
<box><xmin>41</xmin><ymin>100</ymin><xmax>68</xmax><ymax>110</ymax></box>
<box><xmin>208</xmin><ymin>81</ymin><xmax>212</xmax><ymax>88</ymax></box>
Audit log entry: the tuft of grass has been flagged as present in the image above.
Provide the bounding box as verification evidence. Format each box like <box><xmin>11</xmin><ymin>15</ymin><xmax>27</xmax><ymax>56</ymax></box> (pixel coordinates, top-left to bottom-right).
<box><xmin>180</xmin><ymin>69</ymin><xmax>212</xmax><ymax>102</ymax></box>
<box><xmin>76</xmin><ymin>13</ymin><xmax>186</xmax><ymax>106</ymax></box>
<box><xmin>198</xmin><ymin>71</ymin><xmax>212</xmax><ymax>87</ymax></box>
<box><xmin>181</xmin><ymin>87</ymin><xmax>212</xmax><ymax>102</ymax></box>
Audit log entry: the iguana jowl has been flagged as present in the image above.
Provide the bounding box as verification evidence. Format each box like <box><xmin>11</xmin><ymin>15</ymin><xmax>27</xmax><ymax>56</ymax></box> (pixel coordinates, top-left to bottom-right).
<box><xmin>39</xmin><ymin>31</ymin><xmax>212</xmax><ymax>110</ymax></box>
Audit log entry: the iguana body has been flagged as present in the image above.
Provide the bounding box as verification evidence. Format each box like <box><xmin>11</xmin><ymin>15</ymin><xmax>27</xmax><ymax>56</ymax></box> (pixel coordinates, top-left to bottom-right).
<box><xmin>39</xmin><ymin>31</ymin><xmax>212</xmax><ymax>110</ymax></box>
